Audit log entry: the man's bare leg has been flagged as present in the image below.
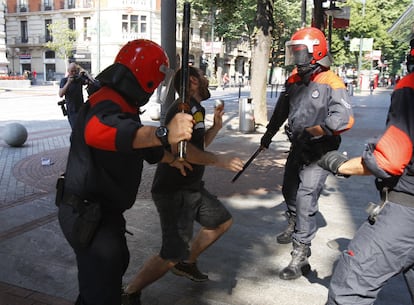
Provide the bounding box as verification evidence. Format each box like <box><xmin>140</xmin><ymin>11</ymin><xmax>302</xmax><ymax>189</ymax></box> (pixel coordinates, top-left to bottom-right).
<box><xmin>125</xmin><ymin>255</ymin><xmax>176</xmax><ymax>294</ymax></box>
<box><xmin>187</xmin><ymin>218</ymin><xmax>233</xmax><ymax>263</ymax></box>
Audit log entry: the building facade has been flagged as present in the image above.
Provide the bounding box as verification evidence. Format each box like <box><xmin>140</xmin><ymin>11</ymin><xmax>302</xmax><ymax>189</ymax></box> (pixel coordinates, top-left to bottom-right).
<box><xmin>3</xmin><ymin>0</ymin><xmax>249</xmax><ymax>85</ymax></box>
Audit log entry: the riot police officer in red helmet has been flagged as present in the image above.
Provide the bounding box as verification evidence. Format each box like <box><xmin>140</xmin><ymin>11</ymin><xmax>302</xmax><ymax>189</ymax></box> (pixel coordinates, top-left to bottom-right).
<box><xmin>57</xmin><ymin>39</ymin><xmax>193</xmax><ymax>305</ymax></box>
<box><xmin>260</xmin><ymin>27</ymin><xmax>354</xmax><ymax>280</ymax></box>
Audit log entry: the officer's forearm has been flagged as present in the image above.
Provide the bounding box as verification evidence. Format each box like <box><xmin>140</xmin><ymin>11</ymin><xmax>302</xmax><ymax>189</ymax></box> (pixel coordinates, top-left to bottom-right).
<box><xmin>338</xmin><ymin>157</ymin><xmax>372</xmax><ymax>176</ymax></box>
<box><xmin>133</xmin><ymin>126</ymin><xmax>163</xmax><ymax>149</ymax></box>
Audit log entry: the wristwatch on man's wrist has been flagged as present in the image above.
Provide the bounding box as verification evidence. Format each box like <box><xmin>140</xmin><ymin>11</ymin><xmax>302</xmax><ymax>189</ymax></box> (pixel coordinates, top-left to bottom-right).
<box><xmin>155</xmin><ymin>126</ymin><xmax>169</xmax><ymax>148</ymax></box>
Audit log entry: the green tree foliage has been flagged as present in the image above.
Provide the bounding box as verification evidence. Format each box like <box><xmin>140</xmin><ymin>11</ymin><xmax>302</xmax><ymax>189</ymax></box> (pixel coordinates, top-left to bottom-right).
<box><xmin>330</xmin><ymin>0</ymin><xmax>412</xmax><ymax>75</ymax></box>
<box><xmin>181</xmin><ymin>0</ymin><xmax>257</xmax><ymax>40</ymax></box>
<box><xmin>182</xmin><ymin>0</ymin><xmax>301</xmax><ymax>45</ymax></box>
<box><xmin>178</xmin><ymin>0</ymin><xmax>411</xmax><ymax>122</ymax></box>
<box><xmin>180</xmin><ymin>0</ymin><xmax>302</xmax><ymax>67</ymax></box>
<box><xmin>272</xmin><ymin>0</ymin><xmax>302</xmax><ymax>67</ymax></box>
<box><xmin>181</xmin><ymin>0</ymin><xmax>411</xmax><ymax>75</ymax></box>
<box><xmin>44</xmin><ymin>20</ymin><xmax>78</xmax><ymax>65</ymax></box>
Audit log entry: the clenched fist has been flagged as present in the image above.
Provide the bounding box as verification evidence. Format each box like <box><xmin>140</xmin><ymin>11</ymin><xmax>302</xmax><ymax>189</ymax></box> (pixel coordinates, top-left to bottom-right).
<box><xmin>167</xmin><ymin>113</ymin><xmax>194</xmax><ymax>145</ymax></box>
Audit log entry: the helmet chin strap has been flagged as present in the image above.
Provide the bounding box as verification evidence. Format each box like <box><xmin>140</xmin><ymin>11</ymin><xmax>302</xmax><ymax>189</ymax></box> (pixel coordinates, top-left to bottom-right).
<box><xmin>96</xmin><ymin>63</ymin><xmax>152</xmax><ymax>107</ymax></box>
<box><xmin>297</xmin><ymin>64</ymin><xmax>321</xmax><ymax>85</ymax></box>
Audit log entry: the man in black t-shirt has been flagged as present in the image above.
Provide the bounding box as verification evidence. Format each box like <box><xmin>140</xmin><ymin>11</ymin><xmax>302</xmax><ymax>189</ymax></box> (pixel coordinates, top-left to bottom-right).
<box><xmin>123</xmin><ymin>67</ymin><xmax>243</xmax><ymax>301</ymax></box>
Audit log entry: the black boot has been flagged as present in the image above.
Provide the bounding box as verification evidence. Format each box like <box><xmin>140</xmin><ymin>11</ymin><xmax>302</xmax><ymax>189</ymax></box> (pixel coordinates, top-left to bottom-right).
<box><xmin>279</xmin><ymin>241</ymin><xmax>311</xmax><ymax>280</ymax></box>
<box><xmin>276</xmin><ymin>211</ymin><xmax>296</xmax><ymax>244</ymax></box>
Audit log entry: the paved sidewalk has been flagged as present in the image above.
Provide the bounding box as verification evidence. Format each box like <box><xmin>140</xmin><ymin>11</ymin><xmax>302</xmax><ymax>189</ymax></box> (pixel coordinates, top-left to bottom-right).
<box><xmin>0</xmin><ymin>86</ymin><xmax>410</xmax><ymax>305</ymax></box>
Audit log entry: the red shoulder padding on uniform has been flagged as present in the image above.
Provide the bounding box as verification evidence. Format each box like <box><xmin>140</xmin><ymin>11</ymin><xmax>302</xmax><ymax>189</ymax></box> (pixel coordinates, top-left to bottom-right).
<box><xmin>373</xmin><ymin>125</ymin><xmax>413</xmax><ymax>175</ymax></box>
<box><xmin>89</xmin><ymin>87</ymin><xmax>136</xmax><ymax>113</ymax></box>
<box><xmin>85</xmin><ymin>87</ymin><xmax>136</xmax><ymax>151</ymax></box>
<box><xmin>395</xmin><ymin>73</ymin><xmax>414</xmax><ymax>90</ymax></box>
<box><xmin>346</xmin><ymin>116</ymin><xmax>355</xmax><ymax>131</ymax></box>
<box><xmin>314</xmin><ymin>70</ymin><xmax>346</xmax><ymax>89</ymax></box>
<box><xmin>333</xmin><ymin>115</ymin><xmax>355</xmax><ymax>136</ymax></box>
<box><xmin>85</xmin><ymin>116</ymin><xmax>117</xmax><ymax>151</ymax></box>
<box><xmin>287</xmin><ymin>71</ymin><xmax>301</xmax><ymax>84</ymax></box>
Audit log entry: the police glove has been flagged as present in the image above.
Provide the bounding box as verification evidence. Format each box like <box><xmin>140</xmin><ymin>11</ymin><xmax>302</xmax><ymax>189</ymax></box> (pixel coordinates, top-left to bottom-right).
<box><xmin>318</xmin><ymin>151</ymin><xmax>348</xmax><ymax>175</ymax></box>
<box><xmin>261</xmin><ymin>131</ymin><xmax>274</xmax><ymax>149</ymax></box>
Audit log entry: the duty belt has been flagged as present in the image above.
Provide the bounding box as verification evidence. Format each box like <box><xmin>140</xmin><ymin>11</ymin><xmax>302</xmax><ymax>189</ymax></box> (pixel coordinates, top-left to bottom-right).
<box><xmin>388</xmin><ymin>190</ymin><xmax>414</xmax><ymax>208</ymax></box>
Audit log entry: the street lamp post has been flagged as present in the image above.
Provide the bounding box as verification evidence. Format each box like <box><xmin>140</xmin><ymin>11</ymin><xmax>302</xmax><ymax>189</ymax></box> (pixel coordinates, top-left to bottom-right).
<box><xmin>209</xmin><ymin>6</ymin><xmax>215</xmax><ymax>80</ymax></box>
<box><xmin>356</xmin><ymin>0</ymin><xmax>366</xmax><ymax>92</ymax></box>
<box><xmin>7</xmin><ymin>47</ymin><xmax>20</xmax><ymax>75</ymax></box>
<box><xmin>301</xmin><ymin>0</ymin><xmax>306</xmax><ymax>28</ymax></box>
<box><xmin>97</xmin><ymin>0</ymin><xmax>101</xmax><ymax>73</ymax></box>
<box><xmin>10</xmin><ymin>49</ymin><xmax>14</xmax><ymax>75</ymax></box>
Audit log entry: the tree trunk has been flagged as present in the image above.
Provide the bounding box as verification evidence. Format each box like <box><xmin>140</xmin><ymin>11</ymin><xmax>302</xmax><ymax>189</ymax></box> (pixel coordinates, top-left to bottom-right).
<box><xmin>250</xmin><ymin>0</ymin><xmax>274</xmax><ymax>127</ymax></box>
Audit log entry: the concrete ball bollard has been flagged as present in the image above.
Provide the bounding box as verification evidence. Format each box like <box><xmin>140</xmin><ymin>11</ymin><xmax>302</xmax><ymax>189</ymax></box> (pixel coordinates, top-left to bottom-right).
<box><xmin>2</xmin><ymin>123</ymin><xmax>28</xmax><ymax>147</ymax></box>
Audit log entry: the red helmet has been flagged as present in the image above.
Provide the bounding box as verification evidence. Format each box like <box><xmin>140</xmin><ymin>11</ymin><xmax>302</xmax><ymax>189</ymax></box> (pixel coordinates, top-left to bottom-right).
<box><xmin>285</xmin><ymin>27</ymin><xmax>331</xmax><ymax>67</ymax></box>
<box><xmin>115</xmin><ymin>39</ymin><xmax>169</xmax><ymax>93</ymax></box>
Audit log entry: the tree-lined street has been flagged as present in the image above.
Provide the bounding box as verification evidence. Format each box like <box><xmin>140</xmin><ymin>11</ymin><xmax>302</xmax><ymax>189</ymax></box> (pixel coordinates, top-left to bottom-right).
<box><xmin>0</xmin><ymin>85</ymin><xmax>411</xmax><ymax>305</ymax></box>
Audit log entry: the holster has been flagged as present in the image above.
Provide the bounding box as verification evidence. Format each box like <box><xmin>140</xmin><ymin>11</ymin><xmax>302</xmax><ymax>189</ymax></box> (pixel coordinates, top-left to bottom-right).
<box><xmin>55</xmin><ymin>173</ymin><xmax>65</xmax><ymax>207</ymax></box>
<box><xmin>60</xmin><ymin>190</ymin><xmax>102</xmax><ymax>248</ymax></box>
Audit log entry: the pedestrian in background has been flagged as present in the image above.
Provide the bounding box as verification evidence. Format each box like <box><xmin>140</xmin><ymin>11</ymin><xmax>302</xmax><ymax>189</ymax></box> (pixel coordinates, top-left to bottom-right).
<box><xmin>122</xmin><ymin>66</ymin><xmax>243</xmax><ymax>304</ymax></box>
<box><xmin>369</xmin><ymin>78</ymin><xmax>375</xmax><ymax>95</ymax></box>
<box><xmin>58</xmin><ymin>62</ymin><xmax>92</xmax><ymax>129</ymax></box>
<box><xmin>222</xmin><ymin>72</ymin><xmax>230</xmax><ymax>89</ymax></box>
<box><xmin>320</xmin><ymin>39</ymin><xmax>414</xmax><ymax>305</ymax></box>
<box><xmin>260</xmin><ymin>27</ymin><xmax>354</xmax><ymax>280</ymax></box>
<box><xmin>56</xmin><ymin>39</ymin><xmax>194</xmax><ymax>305</ymax></box>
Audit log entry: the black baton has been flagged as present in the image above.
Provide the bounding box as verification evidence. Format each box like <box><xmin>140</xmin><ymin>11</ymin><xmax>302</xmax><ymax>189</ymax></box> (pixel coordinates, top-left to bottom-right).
<box><xmin>231</xmin><ymin>146</ymin><xmax>265</xmax><ymax>183</ymax></box>
<box><xmin>177</xmin><ymin>1</ymin><xmax>191</xmax><ymax>161</ymax></box>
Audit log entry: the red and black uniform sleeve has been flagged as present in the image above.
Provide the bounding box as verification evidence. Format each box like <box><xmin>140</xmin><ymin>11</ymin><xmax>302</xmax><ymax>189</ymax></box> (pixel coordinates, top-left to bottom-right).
<box><xmin>362</xmin><ymin>72</ymin><xmax>414</xmax><ymax>180</ymax></box>
<box><xmin>67</xmin><ymin>87</ymin><xmax>163</xmax><ymax>210</ymax></box>
<box><xmin>85</xmin><ymin>87</ymin><xmax>142</xmax><ymax>152</ymax></box>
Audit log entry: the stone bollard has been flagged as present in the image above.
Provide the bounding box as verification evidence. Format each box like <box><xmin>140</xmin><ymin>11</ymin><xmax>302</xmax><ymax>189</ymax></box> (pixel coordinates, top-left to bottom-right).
<box><xmin>2</xmin><ymin>123</ymin><xmax>28</xmax><ymax>147</ymax></box>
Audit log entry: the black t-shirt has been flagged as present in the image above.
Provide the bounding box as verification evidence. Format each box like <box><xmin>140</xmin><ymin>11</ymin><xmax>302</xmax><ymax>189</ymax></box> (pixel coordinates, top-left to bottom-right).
<box><xmin>59</xmin><ymin>77</ymin><xmax>85</xmax><ymax>112</ymax></box>
<box><xmin>151</xmin><ymin>98</ymin><xmax>206</xmax><ymax>193</ymax></box>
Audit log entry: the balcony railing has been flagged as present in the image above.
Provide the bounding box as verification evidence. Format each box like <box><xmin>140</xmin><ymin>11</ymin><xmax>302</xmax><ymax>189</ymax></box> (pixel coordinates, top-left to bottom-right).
<box><xmin>7</xmin><ymin>35</ymin><xmax>52</xmax><ymax>46</ymax></box>
<box><xmin>121</xmin><ymin>32</ymin><xmax>150</xmax><ymax>41</ymax></box>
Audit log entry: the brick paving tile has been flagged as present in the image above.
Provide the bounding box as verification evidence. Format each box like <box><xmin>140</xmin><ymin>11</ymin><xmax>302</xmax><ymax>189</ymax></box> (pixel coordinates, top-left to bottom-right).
<box><xmin>0</xmin><ymin>282</ymin><xmax>72</xmax><ymax>305</ymax></box>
